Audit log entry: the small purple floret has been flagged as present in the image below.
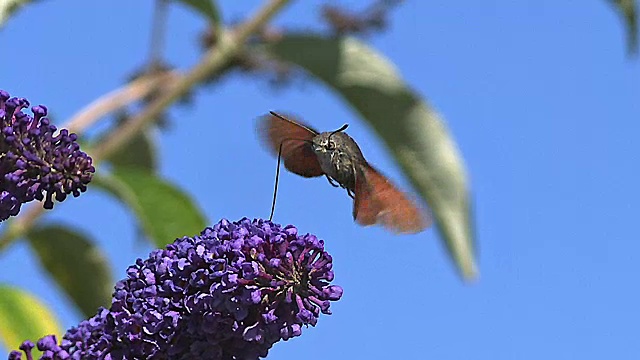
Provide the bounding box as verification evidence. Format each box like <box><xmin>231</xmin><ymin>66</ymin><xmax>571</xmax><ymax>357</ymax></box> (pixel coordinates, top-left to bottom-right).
<box><xmin>9</xmin><ymin>218</ymin><xmax>342</xmax><ymax>360</ymax></box>
<box><xmin>0</xmin><ymin>90</ymin><xmax>94</xmax><ymax>221</ymax></box>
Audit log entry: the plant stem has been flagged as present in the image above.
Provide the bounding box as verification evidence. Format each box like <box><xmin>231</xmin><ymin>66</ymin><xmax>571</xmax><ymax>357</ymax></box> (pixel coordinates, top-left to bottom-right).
<box><xmin>0</xmin><ymin>0</ymin><xmax>292</xmax><ymax>251</ymax></box>
<box><xmin>66</xmin><ymin>71</ymin><xmax>179</xmax><ymax>134</ymax></box>
<box><xmin>147</xmin><ymin>0</ymin><xmax>169</xmax><ymax>68</ymax></box>
<box><xmin>91</xmin><ymin>0</ymin><xmax>291</xmax><ymax>160</ymax></box>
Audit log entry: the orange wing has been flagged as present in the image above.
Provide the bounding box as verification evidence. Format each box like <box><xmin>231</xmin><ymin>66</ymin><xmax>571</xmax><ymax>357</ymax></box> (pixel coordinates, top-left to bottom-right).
<box><xmin>353</xmin><ymin>164</ymin><xmax>431</xmax><ymax>234</ymax></box>
<box><xmin>257</xmin><ymin>112</ymin><xmax>324</xmax><ymax>178</ymax></box>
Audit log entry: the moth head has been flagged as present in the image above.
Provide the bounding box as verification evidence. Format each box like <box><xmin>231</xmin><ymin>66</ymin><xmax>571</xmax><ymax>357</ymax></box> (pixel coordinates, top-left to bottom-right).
<box><xmin>312</xmin><ymin>124</ymin><xmax>349</xmax><ymax>153</ymax></box>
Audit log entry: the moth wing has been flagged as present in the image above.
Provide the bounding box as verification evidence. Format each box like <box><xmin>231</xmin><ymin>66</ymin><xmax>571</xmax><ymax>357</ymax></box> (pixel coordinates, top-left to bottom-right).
<box><xmin>353</xmin><ymin>163</ymin><xmax>431</xmax><ymax>234</ymax></box>
<box><xmin>257</xmin><ymin>112</ymin><xmax>324</xmax><ymax>178</ymax></box>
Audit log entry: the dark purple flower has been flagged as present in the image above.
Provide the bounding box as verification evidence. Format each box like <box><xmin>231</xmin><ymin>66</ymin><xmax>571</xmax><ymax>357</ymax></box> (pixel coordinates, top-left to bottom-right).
<box><xmin>9</xmin><ymin>218</ymin><xmax>343</xmax><ymax>360</ymax></box>
<box><xmin>0</xmin><ymin>89</ymin><xmax>94</xmax><ymax>221</ymax></box>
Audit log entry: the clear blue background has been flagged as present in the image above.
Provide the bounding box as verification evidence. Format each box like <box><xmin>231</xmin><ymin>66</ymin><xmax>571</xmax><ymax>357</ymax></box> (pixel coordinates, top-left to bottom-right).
<box><xmin>1</xmin><ymin>1</ymin><xmax>639</xmax><ymax>359</ymax></box>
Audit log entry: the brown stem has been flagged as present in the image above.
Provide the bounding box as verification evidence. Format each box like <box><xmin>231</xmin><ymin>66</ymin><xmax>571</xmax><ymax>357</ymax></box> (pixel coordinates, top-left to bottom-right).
<box><xmin>0</xmin><ymin>0</ymin><xmax>292</xmax><ymax>250</ymax></box>
<box><xmin>91</xmin><ymin>0</ymin><xmax>291</xmax><ymax>159</ymax></box>
<box><xmin>65</xmin><ymin>71</ymin><xmax>179</xmax><ymax>134</ymax></box>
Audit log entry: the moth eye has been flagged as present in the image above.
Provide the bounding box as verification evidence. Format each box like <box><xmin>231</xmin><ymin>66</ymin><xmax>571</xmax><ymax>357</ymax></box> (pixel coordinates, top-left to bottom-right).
<box><xmin>326</xmin><ymin>141</ymin><xmax>335</xmax><ymax>150</ymax></box>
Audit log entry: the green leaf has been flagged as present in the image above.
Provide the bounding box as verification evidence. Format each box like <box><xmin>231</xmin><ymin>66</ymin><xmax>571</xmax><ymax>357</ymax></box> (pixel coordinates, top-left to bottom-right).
<box><xmin>94</xmin><ymin>170</ymin><xmax>207</xmax><ymax>247</ymax></box>
<box><xmin>175</xmin><ymin>0</ymin><xmax>220</xmax><ymax>24</ymax></box>
<box><xmin>26</xmin><ymin>225</ymin><xmax>113</xmax><ymax>318</ymax></box>
<box><xmin>0</xmin><ymin>0</ymin><xmax>41</xmax><ymax>28</ymax></box>
<box><xmin>0</xmin><ymin>285</ymin><xmax>62</xmax><ymax>352</ymax></box>
<box><xmin>107</xmin><ymin>130</ymin><xmax>158</xmax><ymax>173</ymax></box>
<box><xmin>269</xmin><ymin>35</ymin><xmax>477</xmax><ymax>279</ymax></box>
<box><xmin>609</xmin><ymin>0</ymin><xmax>638</xmax><ymax>54</ymax></box>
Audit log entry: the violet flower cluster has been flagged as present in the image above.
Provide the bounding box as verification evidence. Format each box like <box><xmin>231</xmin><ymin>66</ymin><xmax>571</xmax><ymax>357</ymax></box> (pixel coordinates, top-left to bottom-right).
<box><xmin>8</xmin><ymin>218</ymin><xmax>343</xmax><ymax>360</ymax></box>
<box><xmin>0</xmin><ymin>90</ymin><xmax>94</xmax><ymax>221</ymax></box>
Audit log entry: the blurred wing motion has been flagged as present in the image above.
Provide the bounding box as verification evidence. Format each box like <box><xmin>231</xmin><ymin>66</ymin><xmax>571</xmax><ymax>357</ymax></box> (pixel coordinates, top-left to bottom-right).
<box><xmin>354</xmin><ymin>164</ymin><xmax>431</xmax><ymax>234</ymax></box>
<box><xmin>258</xmin><ymin>112</ymin><xmax>324</xmax><ymax>177</ymax></box>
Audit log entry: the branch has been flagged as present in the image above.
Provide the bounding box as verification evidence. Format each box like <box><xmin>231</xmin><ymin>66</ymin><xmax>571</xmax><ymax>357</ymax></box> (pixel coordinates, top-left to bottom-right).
<box><xmin>0</xmin><ymin>0</ymin><xmax>292</xmax><ymax>250</ymax></box>
<box><xmin>65</xmin><ymin>71</ymin><xmax>179</xmax><ymax>134</ymax></box>
<box><xmin>0</xmin><ymin>72</ymin><xmax>178</xmax><ymax>251</ymax></box>
<box><xmin>91</xmin><ymin>0</ymin><xmax>291</xmax><ymax>160</ymax></box>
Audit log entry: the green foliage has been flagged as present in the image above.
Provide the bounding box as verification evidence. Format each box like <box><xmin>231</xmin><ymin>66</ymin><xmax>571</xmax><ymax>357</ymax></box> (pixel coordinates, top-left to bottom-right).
<box><xmin>0</xmin><ymin>285</ymin><xmax>62</xmax><ymax>353</ymax></box>
<box><xmin>27</xmin><ymin>225</ymin><xmax>113</xmax><ymax>318</ymax></box>
<box><xmin>107</xmin><ymin>131</ymin><xmax>158</xmax><ymax>173</ymax></box>
<box><xmin>269</xmin><ymin>35</ymin><xmax>477</xmax><ymax>279</ymax></box>
<box><xmin>93</xmin><ymin>170</ymin><xmax>208</xmax><ymax>247</ymax></box>
<box><xmin>610</xmin><ymin>0</ymin><xmax>638</xmax><ymax>54</ymax></box>
<box><xmin>0</xmin><ymin>0</ymin><xmax>41</xmax><ymax>27</ymax></box>
<box><xmin>175</xmin><ymin>0</ymin><xmax>220</xmax><ymax>24</ymax></box>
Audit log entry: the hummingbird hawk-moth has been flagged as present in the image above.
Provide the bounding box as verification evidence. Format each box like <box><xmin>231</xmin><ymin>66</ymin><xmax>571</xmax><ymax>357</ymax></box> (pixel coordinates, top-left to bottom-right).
<box><xmin>258</xmin><ymin>111</ymin><xmax>431</xmax><ymax>234</ymax></box>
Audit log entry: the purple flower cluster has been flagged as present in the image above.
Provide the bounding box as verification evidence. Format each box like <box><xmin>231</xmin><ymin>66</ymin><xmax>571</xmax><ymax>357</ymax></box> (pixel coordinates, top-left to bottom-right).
<box><xmin>0</xmin><ymin>90</ymin><xmax>94</xmax><ymax>221</ymax></box>
<box><xmin>9</xmin><ymin>218</ymin><xmax>343</xmax><ymax>360</ymax></box>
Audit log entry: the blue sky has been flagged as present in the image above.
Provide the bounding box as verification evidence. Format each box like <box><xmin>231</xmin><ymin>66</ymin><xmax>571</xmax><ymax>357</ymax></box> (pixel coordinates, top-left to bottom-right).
<box><xmin>1</xmin><ymin>1</ymin><xmax>640</xmax><ymax>359</ymax></box>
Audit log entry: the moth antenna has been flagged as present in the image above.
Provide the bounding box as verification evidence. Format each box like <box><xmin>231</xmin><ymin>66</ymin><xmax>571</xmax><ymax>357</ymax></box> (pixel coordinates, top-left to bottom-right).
<box><xmin>268</xmin><ymin>137</ymin><xmax>315</xmax><ymax>221</ymax></box>
<box><xmin>269</xmin><ymin>111</ymin><xmax>290</xmax><ymax>122</ymax></box>
<box><xmin>333</xmin><ymin>124</ymin><xmax>349</xmax><ymax>133</ymax></box>
<box><xmin>328</xmin><ymin>123</ymin><xmax>349</xmax><ymax>142</ymax></box>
